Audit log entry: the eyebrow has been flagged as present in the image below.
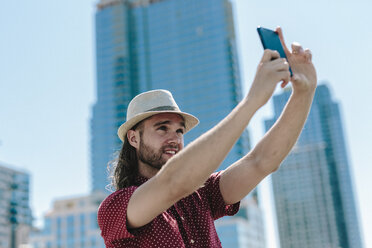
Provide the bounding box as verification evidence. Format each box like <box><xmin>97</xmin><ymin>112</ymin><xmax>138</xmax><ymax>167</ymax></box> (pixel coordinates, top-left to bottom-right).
<box><xmin>153</xmin><ymin>120</ymin><xmax>186</xmax><ymax>129</ymax></box>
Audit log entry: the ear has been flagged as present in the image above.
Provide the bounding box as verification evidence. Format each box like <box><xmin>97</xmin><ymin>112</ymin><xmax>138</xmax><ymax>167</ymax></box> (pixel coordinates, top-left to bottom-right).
<box><xmin>127</xmin><ymin>130</ymin><xmax>140</xmax><ymax>149</ymax></box>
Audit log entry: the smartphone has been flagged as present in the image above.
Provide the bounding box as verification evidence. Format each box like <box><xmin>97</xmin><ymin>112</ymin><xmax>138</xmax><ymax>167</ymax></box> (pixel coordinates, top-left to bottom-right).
<box><xmin>257</xmin><ymin>26</ymin><xmax>293</xmax><ymax>76</ymax></box>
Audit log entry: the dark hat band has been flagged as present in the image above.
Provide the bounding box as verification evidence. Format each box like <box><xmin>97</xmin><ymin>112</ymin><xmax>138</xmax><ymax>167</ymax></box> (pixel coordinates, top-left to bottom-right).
<box><xmin>146</xmin><ymin>106</ymin><xmax>179</xmax><ymax>112</ymax></box>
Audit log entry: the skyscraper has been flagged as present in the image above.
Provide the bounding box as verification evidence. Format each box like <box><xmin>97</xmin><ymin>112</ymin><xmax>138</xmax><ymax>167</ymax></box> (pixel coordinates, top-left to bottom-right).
<box><xmin>215</xmin><ymin>196</ymin><xmax>265</xmax><ymax>248</ymax></box>
<box><xmin>91</xmin><ymin>0</ymin><xmax>263</xmax><ymax>247</ymax></box>
<box><xmin>265</xmin><ymin>84</ymin><xmax>363</xmax><ymax>248</ymax></box>
<box><xmin>91</xmin><ymin>0</ymin><xmax>249</xmax><ymax>192</ymax></box>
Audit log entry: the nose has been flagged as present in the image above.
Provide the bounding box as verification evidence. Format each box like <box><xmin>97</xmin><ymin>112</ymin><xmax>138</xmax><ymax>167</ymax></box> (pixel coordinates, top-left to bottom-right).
<box><xmin>166</xmin><ymin>131</ymin><xmax>183</xmax><ymax>146</ymax></box>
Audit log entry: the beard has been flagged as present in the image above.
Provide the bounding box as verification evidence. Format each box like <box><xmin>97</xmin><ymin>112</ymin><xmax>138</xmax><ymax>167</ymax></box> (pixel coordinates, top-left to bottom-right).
<box><xmin>138</xmin><ymin>138</ymin><xmax>177</xmax><ymax>170</ymax></box>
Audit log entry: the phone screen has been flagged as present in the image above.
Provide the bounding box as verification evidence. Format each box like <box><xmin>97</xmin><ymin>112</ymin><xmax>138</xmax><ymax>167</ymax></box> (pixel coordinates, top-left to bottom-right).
<box><xmin>257</xmin><ymin>27</ymin><xmax>293</xmax><ymax>76</ymax></box>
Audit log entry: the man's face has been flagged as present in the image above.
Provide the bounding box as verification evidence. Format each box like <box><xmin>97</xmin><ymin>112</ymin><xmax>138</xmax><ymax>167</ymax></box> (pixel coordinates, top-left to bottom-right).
<box><xmin>137</xmin><ymin>113</ymin><xmax>185</xmax><ymax>170</ymax></box>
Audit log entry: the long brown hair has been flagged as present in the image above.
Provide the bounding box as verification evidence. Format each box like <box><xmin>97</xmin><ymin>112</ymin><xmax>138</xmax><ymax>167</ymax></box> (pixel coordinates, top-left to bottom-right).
<box><xmin>108</xmin><ymin>123</ymin><xmax>143</xmax><ymax>191</ymax></box>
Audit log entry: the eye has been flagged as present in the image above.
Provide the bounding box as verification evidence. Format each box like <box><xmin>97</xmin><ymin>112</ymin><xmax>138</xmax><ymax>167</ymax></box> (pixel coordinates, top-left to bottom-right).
<box><xmin>158</xmin><ymin>126</ymin><xmax>168</xmax><ymax>131</ymax></box>
<box><xmin>177</xmin><ymin>128</ymin><xmax>185</xmax><ymax>134</ymax></box>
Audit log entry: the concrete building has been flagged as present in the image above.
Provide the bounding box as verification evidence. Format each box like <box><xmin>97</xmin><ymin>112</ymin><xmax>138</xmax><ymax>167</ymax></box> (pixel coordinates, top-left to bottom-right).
<box><xmin>29</xmin><ymin>192</ymin><xmax>106</xmax><ymax>248</ymax></box>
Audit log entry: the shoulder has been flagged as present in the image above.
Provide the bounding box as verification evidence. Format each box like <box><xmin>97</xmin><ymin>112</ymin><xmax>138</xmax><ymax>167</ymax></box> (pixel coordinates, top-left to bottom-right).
<box><xmin>202</xmin><ymin>171</ymin><xmax>223</xmax><ymax>189</ymax></box>
<box><xmin>195</xmin><ymin>171</ymin><xmax>223</xmax><ymax>198</ymax></box>
<box><xmin>98</xmin><ymin>186</ymin><xmax>139</xmax><ymax>241</ymax></box>
<box><xmin>99</xmin><ymin>186</ymin><xmax>136</xmax><ymax>208</ymax></box>
<box><xmin>98</xmin><ymin>186</ymin><xmax>137</xmax><ymax>222</ymax></box>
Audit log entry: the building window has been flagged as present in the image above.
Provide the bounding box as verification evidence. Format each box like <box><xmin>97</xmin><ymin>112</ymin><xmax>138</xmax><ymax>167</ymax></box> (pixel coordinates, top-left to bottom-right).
<box><xmin>90</xmin><ymin>212</ymin><xmax>98</xmax><ymax>230</ymax></box>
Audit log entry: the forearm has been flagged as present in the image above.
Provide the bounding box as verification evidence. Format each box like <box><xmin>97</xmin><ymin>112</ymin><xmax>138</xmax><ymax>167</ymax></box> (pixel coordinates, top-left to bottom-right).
<box><xmin>252</xmin><ymin>88</ymin><xmax>315</xmax><ymax>173</ymax></box>
<box><xmin>159</xmin><ymin>96</ymin><xmax>259</xmax><ymax>197</ymax></box>
<box><xmin>219</xmin><ymin>88</ymin><xmax>315</xmax><ymax>204</ymax></box>
<box><xmin>158</xmin><ymin>52</ymin><xmax>295</xmax><ymax>198</ymax></box>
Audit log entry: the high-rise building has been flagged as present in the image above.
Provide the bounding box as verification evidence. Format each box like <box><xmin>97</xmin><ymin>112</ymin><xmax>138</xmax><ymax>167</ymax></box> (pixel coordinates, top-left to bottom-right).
<box><xmin>0</xmin><ymin>162</ymin><xmax>33</xmax><ymax>247</ymax></box>
<box><xmin>216</xmin><ymin>193</ymin><xmax>266</xmax><ymax>248</ymax></box>
<box><xmin>265</xmin><ymin>84</ymin><xmax>363</xmax><ymax>248</ymax></box>
<box><xmin>29</xmin><ymin>192</ymin><xmax>107</xmax><ymax>248</ymax></box>
<box><xmin>91</xmin><ymin>0</ymin><xmax>249</xmax><ymax>192</ymax></box>
<box><xmin>91</xmin><ymin>0</ymin><xmax>263</xmax><ymax>247</ymax></box>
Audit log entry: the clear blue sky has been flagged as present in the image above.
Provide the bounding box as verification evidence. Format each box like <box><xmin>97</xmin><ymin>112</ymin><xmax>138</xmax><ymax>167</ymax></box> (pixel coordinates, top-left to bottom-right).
<box><xmin>0</xmin><ymin>0</ymin><xmax>371</xmax><ymax>247</ymax></box>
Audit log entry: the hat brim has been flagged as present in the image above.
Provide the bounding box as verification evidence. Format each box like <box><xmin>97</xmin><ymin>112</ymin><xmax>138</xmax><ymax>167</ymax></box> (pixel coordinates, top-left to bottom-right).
<box><xmin>117</xmin><ymin>111</ymin><xmax>199</xmax><ymax>142</ymax></box>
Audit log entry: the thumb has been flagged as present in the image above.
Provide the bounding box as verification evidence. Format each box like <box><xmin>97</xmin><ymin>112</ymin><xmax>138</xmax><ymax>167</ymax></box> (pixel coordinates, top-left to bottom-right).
<box><xmin>276</xmin><ymin>27</ymin><xmax>291</xmax><ymax>58</ymax></box>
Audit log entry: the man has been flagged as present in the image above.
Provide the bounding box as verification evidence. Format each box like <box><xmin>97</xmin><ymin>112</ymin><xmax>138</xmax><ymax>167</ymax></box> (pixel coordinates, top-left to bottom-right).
<box><xmin>98</xmin><ymin>27</ymin><xmax>317</xmax><ymax>247</ymax></box>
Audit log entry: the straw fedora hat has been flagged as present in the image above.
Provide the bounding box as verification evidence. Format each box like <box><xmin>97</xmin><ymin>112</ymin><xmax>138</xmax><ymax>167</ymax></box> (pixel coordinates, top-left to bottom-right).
<box><xmin>117</xmin><ymin>89</ymin><xmax>199</xmax><ymax>142</ymax></box>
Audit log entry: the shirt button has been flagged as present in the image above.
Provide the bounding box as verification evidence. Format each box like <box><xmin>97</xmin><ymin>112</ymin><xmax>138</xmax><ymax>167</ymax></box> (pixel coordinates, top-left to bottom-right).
<box><xmin>190</xmin><ymin>239</ymin><xmax>195</xmax><ymax>244</ymax></box>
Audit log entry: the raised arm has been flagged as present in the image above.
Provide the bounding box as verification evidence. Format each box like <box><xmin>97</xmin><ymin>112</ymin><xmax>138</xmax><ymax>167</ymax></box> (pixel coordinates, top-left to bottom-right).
<box><xmin>126</xmin><ymin>49</ymin><xmax>291</xmax><ymax>228</ymax></box>
<box><xmin>220</xmin><ymin>27</ymin><xmax>317</xmax><ymax>204</ymax></box>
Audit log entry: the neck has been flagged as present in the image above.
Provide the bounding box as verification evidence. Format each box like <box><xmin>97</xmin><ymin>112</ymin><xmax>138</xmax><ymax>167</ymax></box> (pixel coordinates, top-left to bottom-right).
<box><xmin>138</xmin><ymin>161</ymin><xmax>159</xmax><ymax>179</ymax></box>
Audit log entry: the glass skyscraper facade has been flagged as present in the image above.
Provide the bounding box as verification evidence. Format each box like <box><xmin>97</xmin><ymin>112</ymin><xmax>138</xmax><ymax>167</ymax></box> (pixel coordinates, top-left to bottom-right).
<box><xmin>216</xmin><ymin>196</ymin><xmax>265</xmax><ymax>248</ymax></box>
<box><xmin>91</xmin><ymin>0</ymin><xmax>263</xmax><ymax>247</ymax></box>
<box><xmin>265</xmin><ymin>84</ymin><xmax>363</xmax><ymax>248</ymax></box>
<box><xmin>0</xmin><ymin>163</ymin><xmax>33</xmax><ymax>247</ymax></box>
<box><xmin>92</xmin><ymin>0</ymin><xmax>249</xmax><ymax>192</ymax></box>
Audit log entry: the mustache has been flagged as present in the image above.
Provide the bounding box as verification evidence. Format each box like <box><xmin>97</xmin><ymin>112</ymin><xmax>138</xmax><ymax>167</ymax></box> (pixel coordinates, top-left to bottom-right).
<box><xmin>161</xmin><ymin>144</ymin><xmax>179</xmax><ymax>151</ymax></box>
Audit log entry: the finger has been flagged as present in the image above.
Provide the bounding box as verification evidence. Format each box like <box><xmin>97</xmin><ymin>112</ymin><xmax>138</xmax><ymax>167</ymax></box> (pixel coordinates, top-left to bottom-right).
<box><xmin>281</xmin><ymin>81</ymin><xmax>289</xmax><ymax>88</ymax></box>
<box><xmin>279</xmin><ymin>70</ymin><xmax>291</xmax><ymax>84</ymax></box>
<box><xmin>291</xmin><ymin>42</ymin><xmax>304</xmax><ymax>55</ymax></box>
<box><xmin>276</xmin><ymin>27</ymin><xmax>291</xmax><ymax>57</ymax></box>
<box><xmin>304</xmin><ymin>48</ymin><xmax>312</xmax><ymax>61</ymax></box>
<box><xmin>275</xmin><ymin>71</ymin><xmax>291</xmax><ymax>87</ymax></box>
<box><xmin>261</xmin><ymin>49</ymin><xmax>280</xmax><ymax>63</ymax></box>
<box><xmin>270</xmin><ymin>58</ymin><xmax>290</xmax><ymax>71</ymax></box>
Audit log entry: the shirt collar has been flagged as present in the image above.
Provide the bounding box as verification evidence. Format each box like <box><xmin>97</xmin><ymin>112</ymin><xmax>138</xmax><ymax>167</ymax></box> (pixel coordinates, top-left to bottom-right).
<box><xmin>134</xmin><ymin>174</ymin><xmax>150</xmax><ymax>186</ymax></box>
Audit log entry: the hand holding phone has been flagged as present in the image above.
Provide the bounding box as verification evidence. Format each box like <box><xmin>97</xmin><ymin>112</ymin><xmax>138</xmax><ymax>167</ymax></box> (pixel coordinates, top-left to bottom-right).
<box><xmin>257</xmin><ymin>26</ymin><xmax>293</xmax><ymax>76</ymax></box>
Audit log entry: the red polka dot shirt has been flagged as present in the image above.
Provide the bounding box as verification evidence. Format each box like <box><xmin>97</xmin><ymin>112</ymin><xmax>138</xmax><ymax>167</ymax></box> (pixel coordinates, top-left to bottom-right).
<box><xmin>98</xmin><ymin>171</ymin><xmax>240</xmax><ymax>247</ymax></box>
